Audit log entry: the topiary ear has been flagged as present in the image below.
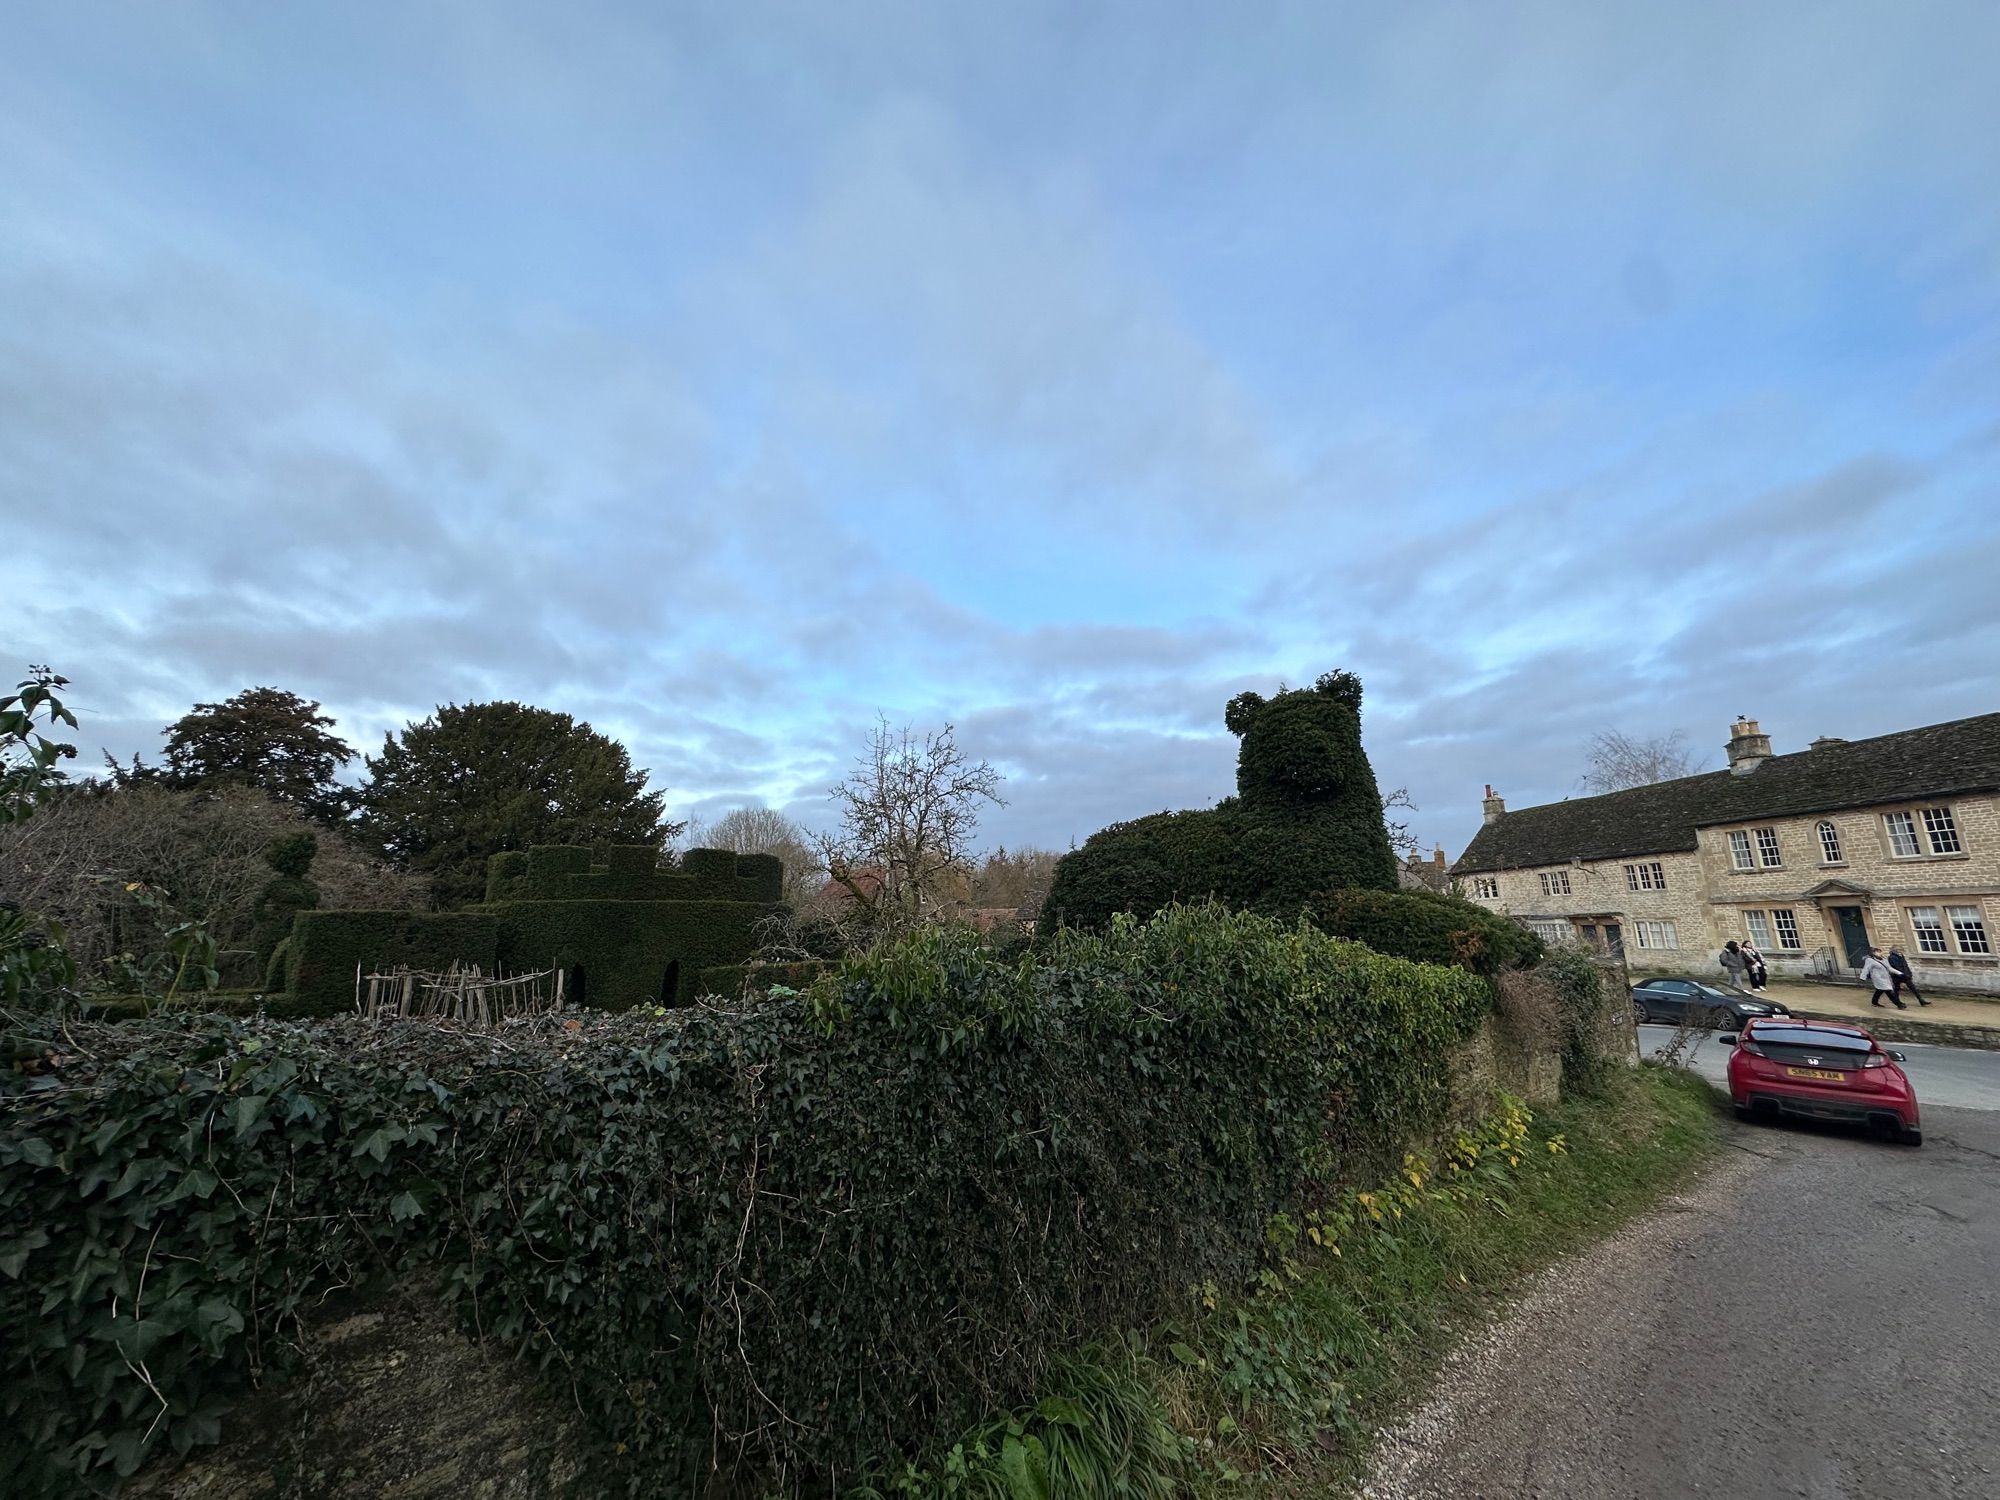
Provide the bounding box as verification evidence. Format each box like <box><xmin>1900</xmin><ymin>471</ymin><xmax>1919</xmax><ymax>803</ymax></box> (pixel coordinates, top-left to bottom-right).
<box><xmin>1313</xmin><ymin>671</ymin><xmax>1362</xmax><ymax>709</ymax></box>
<box><xmin>1223</xmin><ymin>692</ymin><xmax>1264</xmax><ymax>736</ymax></box>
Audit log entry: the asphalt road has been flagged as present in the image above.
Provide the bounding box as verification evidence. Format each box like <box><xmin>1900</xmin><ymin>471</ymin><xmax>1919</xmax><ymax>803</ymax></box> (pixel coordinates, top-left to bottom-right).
<box><xmin>1638</xmin><ymin>1023</ymin><xmax>2000</xmax><ymax>1113</ymax></box>
<box><xmin>1363</xmin><ymin>1085</ymin><xmax>2000</xmax><ymax>1499</ymax></box>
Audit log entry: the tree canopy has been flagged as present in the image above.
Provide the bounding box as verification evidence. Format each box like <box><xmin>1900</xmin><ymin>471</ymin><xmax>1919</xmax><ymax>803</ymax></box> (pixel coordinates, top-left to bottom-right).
<box><xmin>130</xmin><ymin>687</ymin><xmax>358</xmax><ymax>824</ymax></box>
<box><xmin>357</xmin><ymin>701</ymin><xmax>671</xmax><ymax>907</ymax></box>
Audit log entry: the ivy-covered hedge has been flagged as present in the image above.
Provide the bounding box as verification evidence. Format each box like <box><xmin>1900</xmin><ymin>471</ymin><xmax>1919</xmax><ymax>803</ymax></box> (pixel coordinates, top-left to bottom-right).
<box><xmin>1308</xmin><ymin>886</ymin><xmax>1544</xmax><ymax>977</ymax></box>
<box><xmin>695</xmin><ymin>958</ymin><xmax>833</xmax><ymax>999</ymax></box>
<box><xmin>0</xmin><ymin>905</ymin><xmax>1491</xmax><ymax>1496</ymax></box>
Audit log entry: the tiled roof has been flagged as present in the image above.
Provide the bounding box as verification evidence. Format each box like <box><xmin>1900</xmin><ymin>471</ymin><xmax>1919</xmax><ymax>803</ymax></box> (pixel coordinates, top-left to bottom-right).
<box><xmin>1454</xmin><ymin>712</ymin><xmax>2000</xmax><ymax>874</ymax></box>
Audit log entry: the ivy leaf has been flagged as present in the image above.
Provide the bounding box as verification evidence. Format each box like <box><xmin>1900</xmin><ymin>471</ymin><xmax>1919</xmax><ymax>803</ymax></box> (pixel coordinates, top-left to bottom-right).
<box><xmin>389</xmin><ymin>1192</ymin><xmax>423</xmax><ymax>1223</ymax></box>
<box><xmin>0</xmin><ymin>1227</ymin><xmax>51</xmax><ymax>1278</ymax></box>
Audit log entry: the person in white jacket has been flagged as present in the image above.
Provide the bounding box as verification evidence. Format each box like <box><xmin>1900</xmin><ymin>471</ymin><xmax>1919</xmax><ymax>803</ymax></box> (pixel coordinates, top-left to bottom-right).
<box><xmin>1861</xmin><ymin>948</ymin><xmax>1904</xmax><ymax>1010</ymax></box>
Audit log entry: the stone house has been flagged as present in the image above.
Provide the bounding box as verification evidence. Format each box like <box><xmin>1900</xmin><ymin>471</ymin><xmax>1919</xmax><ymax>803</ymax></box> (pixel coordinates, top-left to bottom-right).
<box><xmin>1398</xmin><ymin>845</ymin><xmax>1455</xmax><ymax>894</ymax></box>
<box><xmin>1454</xmin><ymin>713</ymin><xmax>2000</xmax><ymax>992</ymax></box>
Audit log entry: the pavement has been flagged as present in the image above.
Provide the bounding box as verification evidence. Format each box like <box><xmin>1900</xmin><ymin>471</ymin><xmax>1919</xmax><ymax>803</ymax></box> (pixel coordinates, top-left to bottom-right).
<box><xmin>1362</xmin><ymin>1060</ymin><xmax>2000</xmax><ymax>1499</ymax></box>
<box><xmin>1754</xmin><ymin>978</ymin><xmax>2000</xmax><ymax>1033</ymax></box>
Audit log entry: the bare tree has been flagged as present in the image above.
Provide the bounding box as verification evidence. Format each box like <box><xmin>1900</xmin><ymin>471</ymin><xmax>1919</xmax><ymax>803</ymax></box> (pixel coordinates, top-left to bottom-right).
<box><xmin>966</xmin><ymin>846</ymin><xmax>1063</xmax><ymax>919</ymax></box>
<box><xmin>682</xmin><ymin>806</ymin><xmax>820</xmax><ymax>905</ymax></box>
<box><xmin>1579</xmin><ymin>729</ymin><xmax>1703</xmax><ymax>794</ymax></box>
<box><xmin>1380</xmin><ymin>785</ymin><xmax>1421</xmax><ymax>859</ymax></box>
<box><xmin>0</xmin><ymin>782</ymin><xmax>421</xmax><ymax>971</ymax></box>
<box><xmin>816</xmin><ymin>717</ymin><xmax>1004</xmax><ymax>930</ymax></box>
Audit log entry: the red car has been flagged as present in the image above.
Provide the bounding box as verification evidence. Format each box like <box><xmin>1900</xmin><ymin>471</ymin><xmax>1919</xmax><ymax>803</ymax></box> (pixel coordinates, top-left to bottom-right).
<box><xmin>1721</xmin><ymin>1017</ymin><xmax>1921</xmax><ymax>1146</ymax></box>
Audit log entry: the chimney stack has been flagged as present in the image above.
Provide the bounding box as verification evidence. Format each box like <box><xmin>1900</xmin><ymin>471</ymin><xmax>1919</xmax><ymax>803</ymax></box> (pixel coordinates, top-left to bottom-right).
<box><xmin>1727</xmin><ymin>717</ymin><xmax>1774</xmax><ymax>775</ymax></box>
<box><xmin>1433</xmin><ymin>844</ymin><xmax>1447</xmax><ymax>869</ymax></box>
<box><xmin>1482</xmin><ymin>784</ymin><xmax>1506</xmax><ymax>824</ymax></box>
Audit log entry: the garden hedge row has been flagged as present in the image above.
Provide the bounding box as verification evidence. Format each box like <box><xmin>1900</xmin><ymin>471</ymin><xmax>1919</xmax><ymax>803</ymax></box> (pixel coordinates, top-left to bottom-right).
<box><xmin>0</xmin><ymin>904</ymin><xmax>1492</xmax><ymax>1497</ymax></box>
<box><xmin>1307</xmin><ymin>886</ymin><xmax>1545</xmax><ymax>977</ymax></box>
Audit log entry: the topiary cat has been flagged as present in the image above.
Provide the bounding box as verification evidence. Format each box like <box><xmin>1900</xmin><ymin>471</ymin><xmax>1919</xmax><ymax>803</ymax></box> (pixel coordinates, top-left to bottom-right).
<box><xmin>1041</xmin><ymin>671</ymin><xmax>1398</xmax><ymax>932</ymax></box>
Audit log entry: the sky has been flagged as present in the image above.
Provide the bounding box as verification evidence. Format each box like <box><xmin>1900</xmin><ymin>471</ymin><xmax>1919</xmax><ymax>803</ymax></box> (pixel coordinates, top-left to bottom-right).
<box><xmin>7</xmin><ymin>1</ymin><xmax>1999</xmax><ymax>858</ymax></box>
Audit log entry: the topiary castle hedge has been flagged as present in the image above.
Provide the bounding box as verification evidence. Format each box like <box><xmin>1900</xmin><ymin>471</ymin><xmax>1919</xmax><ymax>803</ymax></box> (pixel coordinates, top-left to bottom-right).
<box><xmin>280</xmin><ymin>843</ymin><xmax>782</xmax><ymax>1014</ymax></box>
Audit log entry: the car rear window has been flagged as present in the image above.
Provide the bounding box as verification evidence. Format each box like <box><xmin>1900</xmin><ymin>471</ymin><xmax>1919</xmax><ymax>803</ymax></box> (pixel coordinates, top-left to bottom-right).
<box><xmin>1749</xmin><ymin>1026</ymin><xmax>1869</xmax><ymax>1050</ymax></box>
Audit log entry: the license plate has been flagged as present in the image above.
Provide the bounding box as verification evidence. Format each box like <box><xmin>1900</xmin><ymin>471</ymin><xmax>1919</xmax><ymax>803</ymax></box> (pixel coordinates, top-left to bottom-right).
<box><xmin>1784</xmin><ymin>1067</ymin><xmax>1843</xmax><ymax>1082</ymax></box>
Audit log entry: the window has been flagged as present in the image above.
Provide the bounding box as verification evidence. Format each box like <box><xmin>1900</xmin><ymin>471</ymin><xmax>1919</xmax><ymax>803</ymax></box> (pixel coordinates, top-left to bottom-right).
<box><xmin>1539</xmin><ymin>870</ymin><xmax>1571</xmax><ymax>896</ymax></box>
<box><xmin>1947</xmin><ymin>905</ymin><xmax>1991</xmax><ymax>955</ymax></box>
<box><xmin>1526</xmin><ymin>919</ymin><xmax>1570</xmax><ymax>943</ymax></box>
<box><xmin>1744</xmin><ymin>910</ymin><xmax>1773</xmax><ymax>948</ymax></box>
<box><xmin>1634</xmin><ymin>920</ymin><xmax>1679</xmax><ymax>950</ymax></box>
<box><xmin>1922</xmin><ymin>806</ymin><xmax>1962</xmax><ymax>855</ymax></box>
<box><xmin>1755</xmin><ymin>827</ymin><xmax>1783</xmax><ymax>867</ymax></box>
<box><xmin>1885</xmin><ymin>811</ymin><xmax>1921</xmax><ymax>858</ymax></box>
<box><xmin>1770</xmin><ymin>909</ymin><xmax>1802</xmax><ymax>950</ymax></box>
<box><xmin>1909</xmin><ymin>907</ymin><xmax>1949</xmax><ymax>955</ymax></box>
<box><xmin>1816</xmin><ymin>821</ymin><xmax>1843</xmax><ymax>864</ymax></box>
<box><xmin>1728</xmin><ymin>830</ymin><xmax>1754</xmax><ymax>870</ymax></box>
<box><xmin>1623</xmin><ymin>861</ymin><xmax>1666</xmax><ymax>891</ymax></box>
<box><xmin>1472</xmin><ymin>876</ymin><xmax>1500</xmax><ymax>899</ymax></box>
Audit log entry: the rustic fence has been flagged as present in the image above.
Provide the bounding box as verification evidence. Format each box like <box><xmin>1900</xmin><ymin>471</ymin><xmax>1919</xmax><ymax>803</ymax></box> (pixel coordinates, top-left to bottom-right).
<box><xmin>355</xmin><ymin>962</ymin><xmax>567</xmax><ymax>1024</ymax></box>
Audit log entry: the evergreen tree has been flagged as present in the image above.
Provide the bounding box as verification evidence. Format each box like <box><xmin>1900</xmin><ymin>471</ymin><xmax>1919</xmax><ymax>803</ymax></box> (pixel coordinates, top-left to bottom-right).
<box><xmin>358</xmin><ymin>701</ymin><xmax>671</xmax><ymax>907</ymax></box>
<box><xmin>150</xmin><ymin>687</ymin><xmax>357</xmax><ymax>824</ymax></box>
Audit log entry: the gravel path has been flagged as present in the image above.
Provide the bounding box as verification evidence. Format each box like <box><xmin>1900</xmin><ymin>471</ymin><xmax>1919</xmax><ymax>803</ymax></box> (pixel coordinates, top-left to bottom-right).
<box><xmin>1361</xmin><ymin>1106</ymin><xmax>2000</xmax><ymax>1499</ymax></box>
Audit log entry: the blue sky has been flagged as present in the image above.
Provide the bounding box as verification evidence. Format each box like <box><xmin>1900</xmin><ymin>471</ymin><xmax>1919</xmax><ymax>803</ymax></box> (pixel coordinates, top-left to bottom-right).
<box><xmin>7</xmin><ymin>2</ymin><xmax>1999</xmax><ymax>856</ymax></box>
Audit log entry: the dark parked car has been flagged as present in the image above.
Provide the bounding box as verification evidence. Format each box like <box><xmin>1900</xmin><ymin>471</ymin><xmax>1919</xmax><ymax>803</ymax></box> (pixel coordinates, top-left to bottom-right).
<box><xmin>1629</xmin><ymin>977</ymin><xmax>1790</xmax><ymax>1029</ymax></box>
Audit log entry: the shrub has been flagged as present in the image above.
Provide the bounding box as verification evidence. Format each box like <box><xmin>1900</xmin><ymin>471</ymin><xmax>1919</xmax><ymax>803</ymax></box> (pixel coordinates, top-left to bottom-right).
<box><xmin>1307</xmin><ymin>886</ymin><xmax>1543</xmax><ymax>977</ymax></box>
<box><xmin>1041</xmin><ymin>673</ymin><xmax>1398</xmax><ymax>932</ymax></box>
<box><xmin>0</xmin><ymin>903</ymin><xmax>1490</xmax><ymax>1496</ymax></box>
<box><xmin>1538</xmin><ymin>943</ymin><xmax>1623</xmax><ymax>1097</ymax></box>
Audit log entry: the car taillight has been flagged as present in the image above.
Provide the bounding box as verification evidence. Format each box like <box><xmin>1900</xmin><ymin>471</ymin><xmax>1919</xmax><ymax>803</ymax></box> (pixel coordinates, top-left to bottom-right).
<box><xmin>1863</xmin><ymin>1052</ymin><xmax>1889</xmax><ymax>1069</ymax></box>
<box><xmin>1737</xmin><ymin>1037</ymin><xmax>1765</xmax><ymax>1057</ymax></box>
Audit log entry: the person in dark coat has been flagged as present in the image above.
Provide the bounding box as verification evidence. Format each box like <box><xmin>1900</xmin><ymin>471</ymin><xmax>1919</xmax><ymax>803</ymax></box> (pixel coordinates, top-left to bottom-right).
<box><xmin>1887</xmin><ymin>946</ymin><xmax>1929</xmax><ymax>1007</ymax></box>
<box><xmin>1739</xmin><ymin>938</ymin><xmax>1770</xmax><ymax>993</ymax></box>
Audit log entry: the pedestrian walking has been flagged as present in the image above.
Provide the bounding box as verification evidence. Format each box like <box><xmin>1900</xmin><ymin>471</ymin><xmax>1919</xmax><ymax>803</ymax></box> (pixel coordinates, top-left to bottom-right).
<box><xmin>1740</xmin><ymin>938</ymin><xmax>1769</xmax><ymax>993</ymax></box>
<box><xmin>1720</xmin><ymin>940</ymin><xmax>1749</xmax><ymax>989</ymax></box>
<box><xmin>1861</xmin><ymin>947</ymin><xmax>1904</xmax><ymax>1009</ymax></box>
<box><xmin>1887</xmin><ymin>945</ymin><xmax>1929</xmax><ymax>1007</ymax></box>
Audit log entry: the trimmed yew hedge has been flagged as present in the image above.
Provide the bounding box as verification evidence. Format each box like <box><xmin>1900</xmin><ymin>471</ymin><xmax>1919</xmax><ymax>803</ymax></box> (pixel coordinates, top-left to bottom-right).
<box><xmin>0</xmin><ymin>905</ymin><xmax>1490</xmax><ymax>1496</ymax></box>
<box><xmin>1308</xmin><ymin>886</ymin><xmax>1544</xmax><ymax>977</ymax></box>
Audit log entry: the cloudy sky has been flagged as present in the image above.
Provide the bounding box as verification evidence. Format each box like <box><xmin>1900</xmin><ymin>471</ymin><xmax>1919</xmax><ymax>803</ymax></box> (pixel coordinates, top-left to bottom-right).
<box><xmin>8</xmin><ymin>2</ymin><xmax>1998</xmax><ymax>857</ymax></box>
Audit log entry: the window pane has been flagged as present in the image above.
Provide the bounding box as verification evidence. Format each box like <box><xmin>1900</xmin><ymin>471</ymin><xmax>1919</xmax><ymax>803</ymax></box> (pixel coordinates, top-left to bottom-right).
<box><xmin>1947</xmin><ymin>905</ymin><xmax>1991</xmax><ymax>955</ymax></box>
<box><xmin>1756</xmin><ymin>827</ymin><xmax>1783</xmax><ymax>866</ymax></box>
<box><xmin>1817</xmin><ymin>822</ymin><xmax>1842</xmax><ymax>863</ymax></box>
<box><xmin>1650</xmin><ymin>862</ymin><xmax>1666</xmax><ymax>889</ymax></box>
<box><xmin>1745</xmin><ymin>910</ymin><xmax>1773</xmax><ymax>947</ymax></box>
<box><xmin>1886</xmin><ymin>812</ymin><xmax>1920</xmax><ymax>858</ymax></box>
<box><xmin>1625</xmin><ymin>865</ymin><xmax>1641</xmax><ymax>892</ymax></box>
<box><xmin>1924</xmin><ymin>807</ymin><xmax>1962</xmax><ymax>855</ymax></box>
<box><xmin>1771</xmin><ymin>909</ymin><xmax>1802</xmax><ymax>949</ymax></box>
<box><xmin>1729</xmin><ymin>830</ymin><xmax>1754</xmax><ymax>870</ymax></box>
<box><xmin>1910</xmin><ymin>907</ymin><xmax>1949</xmax><ymax>954</ymax></box>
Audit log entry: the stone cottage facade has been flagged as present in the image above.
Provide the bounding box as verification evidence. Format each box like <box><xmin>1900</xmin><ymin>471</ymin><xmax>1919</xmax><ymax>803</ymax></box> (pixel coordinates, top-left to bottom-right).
<box><xmin>1454</xmin><ymin>714</ymin><xmax>2000</xmax><ymax>991</ymax></box>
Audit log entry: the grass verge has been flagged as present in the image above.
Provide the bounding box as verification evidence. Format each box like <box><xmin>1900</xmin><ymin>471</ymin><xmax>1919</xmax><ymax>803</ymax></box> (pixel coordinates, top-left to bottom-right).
<box><xmin>862</xmin><ymin>1064</ymin><xmax>1721</xmax><ymax>1498</ymax></box>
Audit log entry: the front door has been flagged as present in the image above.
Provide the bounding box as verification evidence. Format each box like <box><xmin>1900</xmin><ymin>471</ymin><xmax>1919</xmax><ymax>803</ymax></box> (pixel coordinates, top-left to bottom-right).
<box><xmin>1832</xmin><ymin>906</ymin><xmax>1870</xmax><ymax>967</ymax></box>
<box><xmin>1601</xmin><ymin>922</ymin><xmax>1624</xmax><ymax>958</ymax></box>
